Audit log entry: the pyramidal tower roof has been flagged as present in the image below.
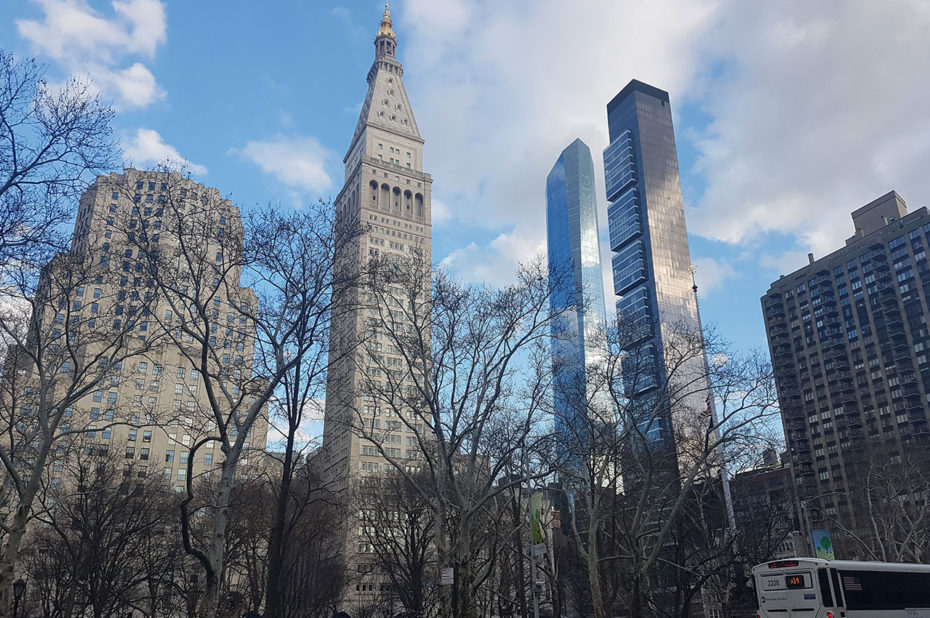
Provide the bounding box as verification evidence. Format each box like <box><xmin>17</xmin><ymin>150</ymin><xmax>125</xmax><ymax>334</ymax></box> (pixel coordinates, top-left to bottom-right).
<box><xmin>348</xmin><ymin>4</ymin><xmax>422</xmax><ymax>156</ymax></box>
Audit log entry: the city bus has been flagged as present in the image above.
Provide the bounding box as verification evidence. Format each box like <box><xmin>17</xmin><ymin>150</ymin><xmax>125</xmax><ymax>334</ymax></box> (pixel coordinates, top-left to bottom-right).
<box><xmin>752</xmin><ymin>557</ymin><xmax>930</xmax><ymax>617</ymax></box>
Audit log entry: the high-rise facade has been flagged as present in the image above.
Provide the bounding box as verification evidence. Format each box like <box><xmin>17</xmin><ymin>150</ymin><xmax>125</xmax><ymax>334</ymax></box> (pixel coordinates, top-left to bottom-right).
<box><xmin>38</xmin><ymin>169</ymin><xmax>266</xmax><ymax>489</ymax></box>
<box><xmin>603</xmin><ymin>80</ymin><xmax>707</xmax><ymax>445</ymax></box>
<box><xmin>546</xmin><ymin>138</ymin><xmax>608</xmax><ymax>454</ymax></box>
<box><xmin>320</xmin><ymin>4</ymin><xmax>432</xmax><ymax>594</ymax></box>
<box><xmin>762</xmin><ymin>191</ymin><xmax>930</xmax><ymax>555</ymax></box>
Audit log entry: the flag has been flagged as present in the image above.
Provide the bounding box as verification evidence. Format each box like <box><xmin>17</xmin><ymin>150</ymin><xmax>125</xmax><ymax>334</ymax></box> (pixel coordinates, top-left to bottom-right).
<box><xmin>698</xmin><ymin>393</ymin><xmax>713</xmax><ymax>421</ymax></box>
<box><xmin>843</xmin><ymin>576</ymin><xmax>861</xmax><ymax>591</ymax></box>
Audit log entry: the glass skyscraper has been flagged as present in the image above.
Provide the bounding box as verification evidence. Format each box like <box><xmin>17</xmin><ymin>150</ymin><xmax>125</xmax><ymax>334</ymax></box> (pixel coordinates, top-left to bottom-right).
<box><xmin>546</xmin><ymin>138</ymin><xmax>608</xmax><ymax>453</ymax></box>
<box><xmin>604</xmin><ymin>79</ymin><xmax>705</xmax><ymax>446</ymax></box>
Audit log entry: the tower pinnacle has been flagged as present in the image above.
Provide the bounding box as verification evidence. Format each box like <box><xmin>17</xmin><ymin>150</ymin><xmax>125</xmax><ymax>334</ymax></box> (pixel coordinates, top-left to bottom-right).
<box><xmin>375</xmin><ymin>3</ymin><xmax>396</xmax><ymax>57</ymax></box>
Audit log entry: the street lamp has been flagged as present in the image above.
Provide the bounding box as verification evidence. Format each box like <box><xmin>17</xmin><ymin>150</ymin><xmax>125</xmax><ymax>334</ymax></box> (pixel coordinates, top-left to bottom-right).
<box><xmin>12</xmin><ymin>578</ymin><xmax>26</xmax><ymax>618</ymax></box>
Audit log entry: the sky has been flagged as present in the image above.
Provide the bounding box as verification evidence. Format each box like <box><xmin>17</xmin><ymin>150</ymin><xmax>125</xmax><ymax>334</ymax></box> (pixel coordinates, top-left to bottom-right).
<box><xmin>3</xmin><ymin>0</ymin><xmax>930</xmax><ymax>442</ymax></box>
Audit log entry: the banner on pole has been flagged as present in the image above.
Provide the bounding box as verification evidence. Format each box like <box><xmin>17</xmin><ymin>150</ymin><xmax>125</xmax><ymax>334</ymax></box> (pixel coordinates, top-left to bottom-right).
<box><xmin>530</xmin><ymin>491</ymin><xmax>545</xmax><ymax>545</ymax></box>
<box><xmin>811</xmin><ymin>529</ymin><xmax>835</xmax><ymax>560</ymax></box>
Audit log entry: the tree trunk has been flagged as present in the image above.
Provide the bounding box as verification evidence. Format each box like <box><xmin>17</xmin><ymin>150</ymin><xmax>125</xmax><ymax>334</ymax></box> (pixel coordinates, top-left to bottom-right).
<box><xmin>454</xmin><ymin>562</ymin><xmax>478</xmax><ymax>618</ymax></box>
<box><xmin>264</xmin><ymin>430</ymin><xmax>295</xmax><ymax>618</ymax></box>
<box><xmin>0</xmin><ymin>507</ymin><xmax>29</xmax><ymax>618</ymax></box>
<box><xmin>0</xmin><ymin>434</ymin><xmax>54</xmax><ymax>618</ymax></box>
<box><xmin>629</xmin><ymin>575</ymin><xmax>642</xmax><ymax>618</ymax></box>
<box><xmin>511</xmin><ymin>493</ymin><xmax>528</xmax><ymax>618</ymax></box>
<box><xmin>586</xmin><ymin>524</ymin><xmax>606</xmax><ymax>618</ymax></box>
<box><xmin>199</xmin><ymin>458</ymin><xmax>237</xmax><ymax>618</ymax></box>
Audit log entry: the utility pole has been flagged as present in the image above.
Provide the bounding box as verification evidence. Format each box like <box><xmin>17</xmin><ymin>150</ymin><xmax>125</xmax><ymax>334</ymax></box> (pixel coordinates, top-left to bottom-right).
<box><xmin>527</xmin><ymin>490</ymin><xmax>541</xmax><ymax>618</ymax></box>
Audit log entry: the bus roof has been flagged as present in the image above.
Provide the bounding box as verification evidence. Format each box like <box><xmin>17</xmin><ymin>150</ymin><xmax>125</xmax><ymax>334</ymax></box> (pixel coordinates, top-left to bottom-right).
<box><xmin>752</xmin><ymin>558</ymin><xmax>930</xmax><ymax>574</ymax></box>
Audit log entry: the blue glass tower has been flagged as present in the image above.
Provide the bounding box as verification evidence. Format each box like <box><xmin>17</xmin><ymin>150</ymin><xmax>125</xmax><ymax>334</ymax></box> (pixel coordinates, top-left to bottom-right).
<box><xmin>604</xmin><ymin>80</ymin><xmax>705</xmax><ymax>447</ymax></box>
<box><xmin>546</xmin><ymin>139</ymin><xmax>608</xmax><ymax>456</ymax></box>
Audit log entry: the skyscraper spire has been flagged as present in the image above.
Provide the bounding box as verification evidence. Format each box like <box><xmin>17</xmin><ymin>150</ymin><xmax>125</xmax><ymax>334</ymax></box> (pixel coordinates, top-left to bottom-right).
<box><xmin>378</xmin><ymin>3</ymin><xmax>395</xmax><ymax>39</ymax></box>
<box><xmin>375</xmin><ymin>2</ymin><xmax>396</xmax><ymax>58</ymax></box>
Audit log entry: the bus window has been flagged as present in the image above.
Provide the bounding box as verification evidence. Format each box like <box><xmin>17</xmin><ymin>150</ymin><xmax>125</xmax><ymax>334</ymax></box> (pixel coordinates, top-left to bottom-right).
<box><xmin>839</xmin><ymin>570</ymin><xmax>930</xmax><ymax>610</ymax></box>
<box><xmin>829</xmin><ymin>568</ymin><xmax>844</xmax><ymax>607</ymax></box>
<box><xmin>818</xmin><ymin>568</ymin><xmax>834</xmax><ymax>607</ymax></box>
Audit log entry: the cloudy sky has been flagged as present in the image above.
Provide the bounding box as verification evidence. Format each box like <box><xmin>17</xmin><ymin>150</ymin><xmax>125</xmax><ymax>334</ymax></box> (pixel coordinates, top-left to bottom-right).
<box><xmin>4</xmin><ymin>0</ymin><xmax>930</xmax><ymax>362</ymax></box>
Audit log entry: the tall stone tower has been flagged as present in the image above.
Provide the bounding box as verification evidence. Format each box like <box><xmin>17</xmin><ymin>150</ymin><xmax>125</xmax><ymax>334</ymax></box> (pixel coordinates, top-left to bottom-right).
<box><xmin>321</xmin><ymin>0</ymin><xmax>432</xmax><ymax>506</ymax></box>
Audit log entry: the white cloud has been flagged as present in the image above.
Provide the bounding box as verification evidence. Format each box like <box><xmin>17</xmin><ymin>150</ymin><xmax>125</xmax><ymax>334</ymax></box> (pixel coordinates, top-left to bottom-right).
<box><xmin>264</xmin><ymin>398</ymin><xmax>325</xmax><ymax>451</ymax></box>
<box><xmin>232</xmin><ymin>136</ymin><xmax>333</xmax><ymax>195</ymax></box>
<box><xmin>431</xmin><ymin>197</ymin><xmax>452</xmax><ymax>225</ymax></box>
<box><xmin>760</xmin><ymin>250</ymin><xmax>813</xmax><ymax>277</ymax></box>
<box><xmin>399</xmin><ymin>0</ymin><xmax>717</xmax><ymax>279</ymax></box>
<box><xmin>394</xmin><ymin>0</ymin><xmax>930</xmax><ymax>285</ymax></box>
<box><xmin>439</xmin><ymin>229</ymin><xmax>544</xmax><ymax>287</ymax></box>
<box><xmin>16</xmin><ymin>0</ymin><xmax>167</xmax><ymax>109</ymax></box>
<box><xmin>122</xmin><ymin>128</ymin><xmax>208</xmax><ymax>176</ymax></box>
<box><xmin>692</xmin><ymin>257</ymin><xmax>737</xmax><ymax>295</ymax></box>
<box><xmin>91</xmin><ymin>62</ymin><xmax>163</xmax><ymax>109</ymax></box>
<box><xmin>686</xmin><ymin>0</ymin><xmax>930</xmax><ymax>256</ymax></box>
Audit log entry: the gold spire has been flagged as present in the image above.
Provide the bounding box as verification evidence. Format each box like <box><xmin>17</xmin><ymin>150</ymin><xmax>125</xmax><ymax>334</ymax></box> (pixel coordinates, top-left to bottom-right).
<box><xmin>377</xmin><ymin>3</ymin><xmax>395</xmax><ymax>39</ymax></box>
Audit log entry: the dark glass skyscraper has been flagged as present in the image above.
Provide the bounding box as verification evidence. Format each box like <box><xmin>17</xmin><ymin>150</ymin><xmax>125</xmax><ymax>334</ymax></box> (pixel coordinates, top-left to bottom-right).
<box><xmin>603</xmin><ymin>79</ymin><xmax>705</xmax><ymax>445</ymax></box>
<box><xmin>546</xmin><ymin>138</ymin><xmax>608</xmax><ymax>450</ymax></box>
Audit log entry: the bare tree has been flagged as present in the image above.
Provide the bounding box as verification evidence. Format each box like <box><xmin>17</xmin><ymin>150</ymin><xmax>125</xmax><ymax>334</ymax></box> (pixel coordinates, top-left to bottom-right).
<box><xmin>0</xmin><ymin>51</ymin><xmax>115</xmax><ymax>272</ymax></box>
<box><xmin>357</xmin><ymin>471</ymin><xmax>438</xmax><ymax>617</ymax></box>
<box><xmin>816</xmin><ymin>450</ymin><xmax>930</xmax><ymax>563</ymax></box>
<box><xmin>344</xmin><ymin>254</ymin><xmax>566</xmax><ymax>618</ymax></box>
<box><xmin>21</xmin><ymin>444</ymin><xmax>178</xmax><ymax>618</ymax></box>
<box><xmin>553</xmin><ymin>321</ymin><xmax>779</xmax><ymax>618</ymax></box>
<box><xmin>0</xmin><ymin>50</ymin><xmax>117</xmax><ymax>613</ymax></box>
<box><xmin>123</xmin><ymin>180</ymin><xmax>359</xmax><ymax>617</ymax></box>
<box><xmin>262</xmin><ymin>454</ymin><xmax>346</xmax><ymax>618</ymax></box>
<box><xmin>0</xmin><ymin>241</ymin><xmax>159</xmax><ymax>616</ymax></box>
<box><xmin>255</xmin><ymin>203</ymin><xmax>362</xmax><ymax>618</ymax></box>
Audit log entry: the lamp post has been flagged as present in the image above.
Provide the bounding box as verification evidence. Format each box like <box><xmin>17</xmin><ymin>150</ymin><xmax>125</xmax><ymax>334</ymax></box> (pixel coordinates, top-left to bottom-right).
<box><xmin>12</xmin><ymin>578</ymin><xmax>26</xmax><ymax>618</ymax></box>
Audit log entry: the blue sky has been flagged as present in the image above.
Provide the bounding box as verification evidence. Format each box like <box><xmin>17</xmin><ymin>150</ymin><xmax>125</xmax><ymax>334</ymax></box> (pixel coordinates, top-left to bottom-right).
<box><xmin>4</xmin><ymin>1</ymin><xmax>930</xmax><ymax>438</ymax></box>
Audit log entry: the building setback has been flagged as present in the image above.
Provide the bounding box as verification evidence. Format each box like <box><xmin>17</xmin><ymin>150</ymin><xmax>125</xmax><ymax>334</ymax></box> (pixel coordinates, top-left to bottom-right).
<box><xmin>546</xmin><ymin>138</ymin><xmax>608</xmax><ymax>457</ymax></box>
<box><xmin>762</xmin><ymin>191</ymin><xmax>930</xmax><ymax>555</ymax></box>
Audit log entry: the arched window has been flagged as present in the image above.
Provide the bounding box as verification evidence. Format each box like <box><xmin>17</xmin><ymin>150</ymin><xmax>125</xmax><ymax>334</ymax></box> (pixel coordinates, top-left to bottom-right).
<box><xmin>415</xmin><ymin>193</ymin><xmax>424</xmax><ymax>219</ymax></box>
<box><xmin>380</xmin><ymin>184</ymin><xmax>391</xmax><ymax>211</ymax></box>
<box><xmin>369</xmin><ymin>180</ymin><xmax>379</xmax><ymax>205</ymax></box>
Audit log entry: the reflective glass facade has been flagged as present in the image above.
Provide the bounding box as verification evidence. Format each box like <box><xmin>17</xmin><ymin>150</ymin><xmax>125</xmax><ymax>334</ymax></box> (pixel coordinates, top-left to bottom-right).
<box><xmin>604</xmin><ymin>80</ymin><xmax>704</xmax><ymax>446</ymax></box>
<box><xmin>546</xmin><ymin>139</ymin><xmax>608</xmax><ymax>449</ymax></box>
